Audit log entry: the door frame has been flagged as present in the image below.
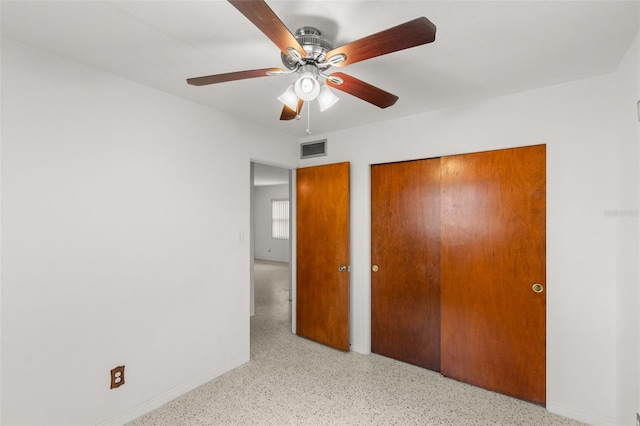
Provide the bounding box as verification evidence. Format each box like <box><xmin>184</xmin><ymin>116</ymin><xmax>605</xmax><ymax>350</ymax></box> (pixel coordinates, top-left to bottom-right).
<box><xmin>249</xmin><ymin>159</ymin><xmax>296</xmax><ymax>333</ymax></box>
<box><xmin>290</xmin><ymin>168</ymin><xmax>297</xmax><ymax>334</ymax></box>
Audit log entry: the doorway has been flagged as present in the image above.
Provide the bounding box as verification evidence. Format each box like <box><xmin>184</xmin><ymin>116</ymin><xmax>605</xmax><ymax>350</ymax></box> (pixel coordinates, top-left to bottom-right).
<box><xmin>250</xmin><ymin>161</ymin><xmax>293</xmax><ymax>330</ymax></box>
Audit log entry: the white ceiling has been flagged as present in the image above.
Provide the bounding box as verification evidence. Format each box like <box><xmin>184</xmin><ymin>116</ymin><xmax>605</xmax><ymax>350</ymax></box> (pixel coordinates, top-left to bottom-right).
<box><xmin>1</xmin><ymin>1</ymin><xmax>639</xmax><ymax>138</ymax></box>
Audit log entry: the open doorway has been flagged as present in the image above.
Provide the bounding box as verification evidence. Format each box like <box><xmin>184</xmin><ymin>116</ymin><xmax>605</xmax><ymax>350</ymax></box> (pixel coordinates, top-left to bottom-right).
<box><xmin>250</xmin><ymin>162</ymin><xmax>293</xmax><ymax>341</ymax></box>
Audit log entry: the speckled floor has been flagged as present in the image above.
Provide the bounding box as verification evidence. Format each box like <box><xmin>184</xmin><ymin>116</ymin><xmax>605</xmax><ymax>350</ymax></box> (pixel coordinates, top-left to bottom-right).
<box><xmin>129</xmin><ymin>260</ymin><xmax>586</xmax><ymax>426</ymax></box>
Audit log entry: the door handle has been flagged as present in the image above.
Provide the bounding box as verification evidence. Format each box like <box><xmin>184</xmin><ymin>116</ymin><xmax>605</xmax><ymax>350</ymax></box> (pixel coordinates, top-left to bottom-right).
<box><xmin>338</xmin><ymin>265</ymin><xmax>350</xmax><ymax>272</ymax></box>
<box><xmin>532</xmin><ymin>283</ymin><xmax>544</xmax><ymax>293</ymax></box>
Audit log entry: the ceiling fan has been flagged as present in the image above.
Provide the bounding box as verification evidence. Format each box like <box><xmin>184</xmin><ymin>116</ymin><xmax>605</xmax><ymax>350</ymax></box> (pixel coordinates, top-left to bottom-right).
<box><xmin>186</xmin><ymin>0</ymin><xmax>436</xmax><ymax>122</ymax></box>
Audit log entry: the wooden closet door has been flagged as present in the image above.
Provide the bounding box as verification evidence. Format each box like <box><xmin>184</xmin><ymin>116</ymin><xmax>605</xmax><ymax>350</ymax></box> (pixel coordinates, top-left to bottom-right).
<box><xmin>440</xmin><ymin>145</ymin><xmax>546</xmax><ymax>405</ymax></box>
<box><xmin>371</xmin><ymin>158</ymin><xmax>441</xmax><ymax>370</ymax></box>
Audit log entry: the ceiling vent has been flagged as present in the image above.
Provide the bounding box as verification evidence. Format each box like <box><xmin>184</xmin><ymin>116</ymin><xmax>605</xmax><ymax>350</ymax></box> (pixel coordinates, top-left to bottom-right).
<box><xmin>301</xmin><ymin>139</ymin><xmax>327</xmax><ymax>159</ymax></box>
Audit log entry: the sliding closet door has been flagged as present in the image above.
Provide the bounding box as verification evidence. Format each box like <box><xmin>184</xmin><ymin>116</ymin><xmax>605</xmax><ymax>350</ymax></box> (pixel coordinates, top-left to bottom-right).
<box><xmin>440</xmin><ymin>145</ymin><xmax>546</xmax><ymax>405</ymax></box>
<box><xmin>371</xmin><ymin>158</ymin><xmax>441</xmax><ymax>371</ymax></box>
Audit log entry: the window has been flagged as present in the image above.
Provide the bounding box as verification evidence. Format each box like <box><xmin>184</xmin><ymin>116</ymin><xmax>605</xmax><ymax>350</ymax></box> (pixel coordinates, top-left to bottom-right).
<box><xmin>271</xmin><ymin>199</ymin><xmax>289</xmax><ymax>239</ymax></box>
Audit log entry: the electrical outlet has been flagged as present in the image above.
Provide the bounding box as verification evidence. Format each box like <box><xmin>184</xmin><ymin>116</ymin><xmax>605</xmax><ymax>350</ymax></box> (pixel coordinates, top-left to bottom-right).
<box><xmin>110</xmin><ymin>365</ymin><xmax>125</xmax><ymax>389</ymax></box>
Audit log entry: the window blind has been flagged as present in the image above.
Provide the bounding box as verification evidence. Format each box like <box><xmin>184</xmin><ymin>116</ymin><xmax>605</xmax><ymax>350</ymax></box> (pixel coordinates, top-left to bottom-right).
<box><xmin>271</xmin><ymin>199</ymin><xmax>289</xmax><ymax>239</ymax></box>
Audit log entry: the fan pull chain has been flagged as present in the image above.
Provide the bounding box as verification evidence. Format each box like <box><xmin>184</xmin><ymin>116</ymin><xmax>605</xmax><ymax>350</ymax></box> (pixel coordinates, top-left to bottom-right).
<box><xmin>306</xmin><ymin>103</ymin><xmax>312</xmax><ymax>135</ymax></box>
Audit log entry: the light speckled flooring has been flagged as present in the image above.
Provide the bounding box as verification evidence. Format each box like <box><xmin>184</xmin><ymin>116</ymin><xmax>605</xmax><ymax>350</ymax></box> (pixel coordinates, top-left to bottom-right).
<box><xmin>130</xmin><ymin>260</ymin><xmax>586</xmax><ymax>426</ymax></box>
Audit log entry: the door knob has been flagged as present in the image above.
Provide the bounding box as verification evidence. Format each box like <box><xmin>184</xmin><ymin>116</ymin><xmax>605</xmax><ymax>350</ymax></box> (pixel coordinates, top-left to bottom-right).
<box><xmin>338</xmin><ymin>265</ymin><xmax>349</xmax><ymax>272</ymax></box>
<box><xmin>532</xmin><ymin>283</ymin><xmax>544</xmax><ymax>293</ymax></box>
<box><xmin>371</xmin><ymin>265</ymin><xmax>379</xmax><ymax>272</ymax></box>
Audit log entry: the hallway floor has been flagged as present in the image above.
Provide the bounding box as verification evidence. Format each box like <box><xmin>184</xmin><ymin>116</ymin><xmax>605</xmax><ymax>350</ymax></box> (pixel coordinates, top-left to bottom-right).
<box><xmin>129</xmin><ymin>260</ymin><xmax>586</xmax><ymax>425</ymax></box>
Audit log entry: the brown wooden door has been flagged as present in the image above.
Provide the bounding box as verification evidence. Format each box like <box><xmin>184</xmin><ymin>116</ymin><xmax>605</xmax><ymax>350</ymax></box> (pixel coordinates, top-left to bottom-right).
<box><xmin>371</xmin><ymin>158</ymin><xmax>441</xmax><ymax>370</ymax></box>
<box><xmin>440</xmin><ymin>145</ymin><xmax>546</xmax><ymax>405</ymax></box>
<box><xmin>296</xmin><ymin>162</ymin><xmax>350</xmax><ymax>351</ymax></box>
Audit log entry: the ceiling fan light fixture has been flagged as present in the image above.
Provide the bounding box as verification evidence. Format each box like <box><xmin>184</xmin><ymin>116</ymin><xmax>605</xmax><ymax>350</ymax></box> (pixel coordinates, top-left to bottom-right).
<box><xmin>294</xmin><ymin>72</ymin><xmax>321</xmax><ymax>101</ymax></box>
<box><xmin>317</xmin><ymin>85</ymin><xmax>340</xmax><ymax>112</ymax></box>
<box><xmin>188</xmin><ymin>3</ymin><xmax>437</xmax><ymax>131</ymax></box>
<box><xmin>277</xmin><ymin>84</ymin><xmax>298</xmax><ymax>111</ymax></box>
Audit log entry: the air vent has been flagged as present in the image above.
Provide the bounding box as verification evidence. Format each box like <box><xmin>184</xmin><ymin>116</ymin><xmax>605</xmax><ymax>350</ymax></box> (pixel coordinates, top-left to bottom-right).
<box><xmin>301</xmin><ymin>139</ymin><xmax>327</xmax><ymax>159</ymax></box>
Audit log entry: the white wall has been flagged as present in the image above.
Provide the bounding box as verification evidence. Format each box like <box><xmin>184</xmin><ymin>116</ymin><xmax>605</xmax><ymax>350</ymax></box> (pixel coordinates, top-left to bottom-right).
<box><xmin>298</xmin><ymin>68</ymin><xmax>633</xmax><ymax>424</ymax></box>
<box><xmin>254</xmin><ymin>184</ymin><xmax>290</xmax><ymax>262</ymax></box>
<box><xmin>0</xmin><ymin>39</ymin><xmax>298</xmax><ymax>425</ymax></box>
<box><xmin>614</xmin><ymin>30</ymin><xmax>640</xmax><ymax>425</ymax></box>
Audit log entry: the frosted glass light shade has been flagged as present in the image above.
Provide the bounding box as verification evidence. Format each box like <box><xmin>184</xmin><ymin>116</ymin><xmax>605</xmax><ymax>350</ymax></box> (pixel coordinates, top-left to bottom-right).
<box><xmin>277</xmin><ymin>85</ymin><xmax>298</xmax><ymax>111</ymax></box>
<box><xmin>317</xmin><ymin>85</ymin><xmax>339</xmax><ymax>112</ymax></box>
<box><xmin>294</xmin><ymin>72</ymin><xmax>320</xmax><ymax>101</ymax></box>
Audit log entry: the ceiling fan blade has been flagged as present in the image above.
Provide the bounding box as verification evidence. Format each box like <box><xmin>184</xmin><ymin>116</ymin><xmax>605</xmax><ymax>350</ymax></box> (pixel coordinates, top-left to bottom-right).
<box><xmin>327</xmin><ymin>72</ymin><xmax>398</xmax><ymax>109</ymax></box>
<box><xmin>228</xmin><ymin>0</ymin><xmax>306</xmax><ymax>59</ymax></box>
<box><xmin>186</xmin><ymin>68</ymin><xmax>284</xmax><ymax>86</ymax></box>
<box><xmin>280</xmin><ymin>99</ymin><xmax>304</xmax><ymax>120</ymax></box>
<box><xmin>326</xmin><ymin>17</ymin><xmax>436</xmax><ymax>67</ymax></box>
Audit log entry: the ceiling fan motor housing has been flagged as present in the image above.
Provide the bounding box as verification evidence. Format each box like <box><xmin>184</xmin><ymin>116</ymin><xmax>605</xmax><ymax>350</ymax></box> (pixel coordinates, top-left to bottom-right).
<box><xmin>281</xmin><ymin>27</ymin><xmax>333</xmax><ymax>69</ymax></box>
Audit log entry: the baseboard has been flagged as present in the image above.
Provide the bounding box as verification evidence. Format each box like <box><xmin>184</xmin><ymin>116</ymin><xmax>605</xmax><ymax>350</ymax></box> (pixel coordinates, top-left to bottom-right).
<box><xmin>547</xmin><ymin>400</ymin><xmax>617</xmax><ymax>426</ymax></box>
<box><xmin>98</xmin><ymin>355</ymin><xmax>249</xmax><ymax>426</ymax></box>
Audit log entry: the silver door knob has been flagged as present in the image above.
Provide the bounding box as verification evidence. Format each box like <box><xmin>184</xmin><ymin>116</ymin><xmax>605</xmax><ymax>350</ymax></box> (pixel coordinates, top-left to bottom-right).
<box><xmin>338</xmin><ymin>265</ymin><xmax>349</xmax><ymax>272</ymax></box>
